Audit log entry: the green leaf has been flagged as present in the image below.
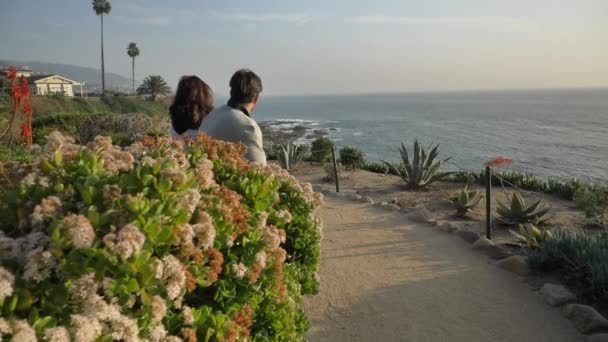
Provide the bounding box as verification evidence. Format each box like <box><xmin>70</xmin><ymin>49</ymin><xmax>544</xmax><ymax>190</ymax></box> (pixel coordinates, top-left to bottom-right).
<box><xmin>126</xmin><ymin>278</ymin><xmax>140</xmax><ymax>293</ymax></box>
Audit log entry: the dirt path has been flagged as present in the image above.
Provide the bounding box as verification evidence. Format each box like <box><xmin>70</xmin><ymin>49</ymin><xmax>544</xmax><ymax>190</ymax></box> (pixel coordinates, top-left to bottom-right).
<box><xmin>303</xmin><ymin>195</ymin><xmax>582</xmax><ymax>342</ymax></box>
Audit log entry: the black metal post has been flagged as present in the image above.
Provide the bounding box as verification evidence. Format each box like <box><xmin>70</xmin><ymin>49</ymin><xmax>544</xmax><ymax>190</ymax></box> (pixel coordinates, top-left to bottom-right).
<box><xmin>331</xmin><ymin>147</ymin><xmax>340</xmax><ymax>192</ymax></box>
<box><xmin>485</xmin><ymin>166</ymin><xmax>492</xmax><ymax>239</ymax></box>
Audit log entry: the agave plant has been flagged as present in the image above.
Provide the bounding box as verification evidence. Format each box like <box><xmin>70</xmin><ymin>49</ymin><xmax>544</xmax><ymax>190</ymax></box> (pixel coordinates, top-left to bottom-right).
<box><xmin>497</xmin><ymin>192</ymin><xmax>551</xmax><ymax>225</ymax></box>
<box><xmin>448</xmin><ymin>185</ymin><xmax>483</xmax><ymax>217</ymax></box>
<box><xmin>510</xmin><ymin>224</ymin><xmax>553</xmax><ymax>249</ymax></box>
<box><xmin>278</xmin><ymin>142</ymin><xmax>305</xmax><ymax>171</ymax></box>
<box><xmin>383</xmin><ymin>140</ymin><xmax>452</xmax><ymax>190</ymax></box>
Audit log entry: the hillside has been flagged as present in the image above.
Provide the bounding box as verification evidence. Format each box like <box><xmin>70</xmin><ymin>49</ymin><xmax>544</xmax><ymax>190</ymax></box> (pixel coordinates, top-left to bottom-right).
<box><xmin>0</xmin><ymin>60</ymin><xmax>132</xmax><ymax>92</ymax></box>
<box><xmin>0</xmin><ymin>95</ymin><xmax>169</xmax><ymax>117</ymax></box>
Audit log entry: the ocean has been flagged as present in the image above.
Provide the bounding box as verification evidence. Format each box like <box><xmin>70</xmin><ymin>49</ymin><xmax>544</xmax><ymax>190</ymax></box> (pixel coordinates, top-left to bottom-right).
<box><xmin>249</xmin><ymin>88</ymin><xmax>608</xmax><ymax>182</ymax></box>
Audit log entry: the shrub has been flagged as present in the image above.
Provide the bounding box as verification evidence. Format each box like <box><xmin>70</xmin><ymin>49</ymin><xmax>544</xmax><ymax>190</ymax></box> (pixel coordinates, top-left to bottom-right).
<box><xmin>0</xmin><ymin>132</ymin><xmax>323</xmax><ymax>340</ymax></box>
<box><xmin>383</xmin><ymin>140</ymin><xmax>452</xmax><ymax>190</ymax></box>
<box><xmin>323</xmin><ymin>162</ymin><xmax>343</xmax><ymax>181</ymax></box>
<box><xmin>448</xmin><ymin>185</ymin><xmax>482</xmax><ymax>217</ymax></box>
<box><xmin>528</xmin><ymin>229</ymin><xmax>608</xmax><ymax>303</ymax></box>
<box><xmin>32</xmin><ymin>112</ymin><xmax>166</xmax><ymax>144</ymax></box>
<box><xmin>310</xmin><ymin>137</ymin><xmax>334</xmax><ymax>163</ymax></box>
<box><xmin>277</xmin><ymin>143</ymin><xmax>306</xmax><ymax>172</ymax></box>
<box><xmin>445</xmin><ymin>171</ymin><xmax>594</xmax><ymax>201</ymax></box>
<box><xmin>574</xmin><ymin>186</ymin><xmax>608</xmax><ymax>227</ymax></box>
<box><xmin>339</xmin><ymin>146</ymin><xmax>365</xmax><ymax>170</ymax></box>
<box><xmin>496</xmin><ymin>192</ymin><xmax>551</xmax><ymax>225</ymax></box>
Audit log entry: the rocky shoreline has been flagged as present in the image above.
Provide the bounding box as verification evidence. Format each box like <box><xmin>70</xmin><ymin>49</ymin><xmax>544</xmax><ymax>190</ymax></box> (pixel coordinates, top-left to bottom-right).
<box><xmin>259</xmin><ymin>119</ymin><xmax>337</xmax><ymax>147</ymax></box>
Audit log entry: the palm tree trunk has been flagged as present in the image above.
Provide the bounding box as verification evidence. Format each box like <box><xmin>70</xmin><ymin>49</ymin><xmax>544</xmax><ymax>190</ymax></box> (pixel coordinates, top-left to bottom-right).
<box><xmin>132</xmin><ymin>57</ymin><xmax>135</xmax><ymax>94</ymax></box>
<box><xmin>101</xmin><ymin>14</ymin><xmax>106</xmax><ymax>95</ymax></box>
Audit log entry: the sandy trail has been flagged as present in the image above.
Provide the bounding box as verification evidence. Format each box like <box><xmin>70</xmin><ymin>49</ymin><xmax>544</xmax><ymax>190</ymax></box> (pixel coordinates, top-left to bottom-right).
<box><xmin>303</xmin><ymin>195</ymin><xmax>582</xmax><ymax>342</ymax></box>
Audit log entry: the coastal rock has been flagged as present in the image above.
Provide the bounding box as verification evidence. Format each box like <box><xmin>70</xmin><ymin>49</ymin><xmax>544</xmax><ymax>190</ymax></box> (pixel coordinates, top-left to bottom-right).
<box><xmin>438</xmin><ymin>221</ymin><xmax>459</xmax><ymax>233</ymax></box>
<box><xmin>563</xmin><ymin>304</ymin><xmax>608</xmax><ymax>334</ymax></box>
<box><xmin>540</xmin><ymin>284</ymin><xmax>576</xmax><ymax>307</ymax></box>
<box><xmin>471</xmin><ymin>238</ymin><xmax>513</xmax><ymax>259</ymax></box>
<box><xmin>408</xmin><ymin>208</ymin><xmax>435</xmax><ymax>224</ymax></box>
<box><xmin>385</xmin><ymin>204</ymin><xmax>401</xmax><ymax>211</ymax></box>
<box><xmin>455</xmin><ymin>230</ymin><xmax>480</xmax><ymax>244</ymax></box>
<box><xmin>587</xmin><ymin>334</ymin><xmax>608</xmax><ymax>342</ymax></box>
<box><xmin>348</xmin><ymin>193</ymin><xmax>363</xmax><ymax>201</ymax></box>
<box><xmin>362</xmin><ymin>196</ymin><xmax>374</xmax><ymax>204</ymax></box>
<box><xmin>472</xmin><ymin>237</ymin><xmax>495</xmax><ymax>249</ymax></box>
<box><xmin>496</xmin><ymin>256</ymin><xmax>529</xmax><ymax>276</ymax></box>
<box><xmin>484</xmin><ymin>246</ymin><xmax>513</xmax><ymax>260</ymax></box>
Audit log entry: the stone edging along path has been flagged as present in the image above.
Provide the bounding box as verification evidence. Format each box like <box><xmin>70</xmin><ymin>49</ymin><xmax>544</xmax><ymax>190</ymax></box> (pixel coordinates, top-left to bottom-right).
<box><xmin>313</xmin><ymin>185</ymin><xmax>608</xmax><ymax>342</ymax></box>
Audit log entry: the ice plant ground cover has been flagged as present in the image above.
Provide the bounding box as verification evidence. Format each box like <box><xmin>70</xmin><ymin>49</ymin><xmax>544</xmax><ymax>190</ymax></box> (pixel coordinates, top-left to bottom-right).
<box><xmin>0</xmin><ymin>132</ymin><xmax>323</xmax><ymax>341</ymax></box>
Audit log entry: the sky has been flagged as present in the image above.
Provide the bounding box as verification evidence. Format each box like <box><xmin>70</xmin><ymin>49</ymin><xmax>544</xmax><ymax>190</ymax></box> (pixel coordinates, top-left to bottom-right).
<box><xmin>0</xmin><ymin>0</ymin><xmax>607</xmax><ymax>95</ymax></box>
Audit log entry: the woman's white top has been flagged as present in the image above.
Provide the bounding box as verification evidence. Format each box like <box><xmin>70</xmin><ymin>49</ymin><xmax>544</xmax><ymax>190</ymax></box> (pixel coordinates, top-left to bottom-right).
<box><xmin>170</xmin><ymin>126</ymin><xmax>200</xmax><ymax>141</ymax></box>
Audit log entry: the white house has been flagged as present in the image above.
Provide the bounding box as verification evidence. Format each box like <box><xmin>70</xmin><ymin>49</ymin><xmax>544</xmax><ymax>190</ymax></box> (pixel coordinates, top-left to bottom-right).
<box><xmin>0</xmin><ymin>67</ymin><xmax>33</xmax><ymax>78</ymax></box>
<box><xmin>26</xmin><ymin>74</ymin><xmax>85</xmax><ymax>97</ymax></box>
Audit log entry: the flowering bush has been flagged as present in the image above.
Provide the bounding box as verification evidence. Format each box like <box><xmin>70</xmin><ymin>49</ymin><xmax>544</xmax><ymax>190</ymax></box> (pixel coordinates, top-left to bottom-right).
<box><xmin>0</xmin><ymin>132</ymin><xmax>323</xmax><ymax>341</ymax></box>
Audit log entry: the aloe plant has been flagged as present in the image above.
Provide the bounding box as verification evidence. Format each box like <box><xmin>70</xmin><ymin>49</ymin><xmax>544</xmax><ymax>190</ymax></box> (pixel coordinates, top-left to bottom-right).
<box><xmin>278</xmin><ymin>143</ymin><xmax>305</xmax><ymax>171</ymax></box>
<box><xmin>448</xmin><ymin>185</ymin><xmax>483</xmax><ymax>217</ymax></box>
<box><xmin>383</xmin><ymin>140</ymin><xmax>452</xmax><ymax>190</ymax></box>
<box><xmin>497</xmin><ymin>192</ymin><xmax>551</xmax><ymax>225</ymax></box>
<box><xmin>510</xmin><ymin>224</ymin><xmax>552</xmax><ymax>249</ymax></box>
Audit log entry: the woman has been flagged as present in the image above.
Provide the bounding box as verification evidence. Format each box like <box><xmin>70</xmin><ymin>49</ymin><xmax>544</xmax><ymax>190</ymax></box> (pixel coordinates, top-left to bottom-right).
<box><xmin>170</xmin><ymin>76</ymin><xmax>214</xmax><ymax>140</ymax></box>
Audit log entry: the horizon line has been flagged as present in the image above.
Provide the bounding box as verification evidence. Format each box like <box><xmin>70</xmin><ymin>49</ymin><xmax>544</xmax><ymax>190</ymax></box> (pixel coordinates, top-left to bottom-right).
<box><xmin>254</xmin><ymin>85</ymin><xmax>608</xmax><ymax>98</ymax></box>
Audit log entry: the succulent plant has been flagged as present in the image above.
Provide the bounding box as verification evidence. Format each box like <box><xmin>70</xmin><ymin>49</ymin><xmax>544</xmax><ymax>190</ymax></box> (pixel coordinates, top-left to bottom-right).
<box><xmin>383</xmin><ymin>140</ymin><xmax>453</xmax><ymax>190</ymax></box>
<box><xmin>277</xmin><ymin>142</ymin><xmax>306</xmax><ymax>171</ymax></box>
<box><xmin>448</xmin><ymin>185</ymin><xmax>483</xmax><ymax>217</ymax></box>
<box><xmin>509</xmin><ymin>224</ymin><xmax>552</xmax><ymax>249</ymax></box>
<box><xmin>528</xmin><ymin>228</ymin><xmax>608</xmax><ymax>300</ymax></box>
<box><xmin>496</xmin><ymin>192</ymin><xmax>551</xmax><ymax>225</ymax></box>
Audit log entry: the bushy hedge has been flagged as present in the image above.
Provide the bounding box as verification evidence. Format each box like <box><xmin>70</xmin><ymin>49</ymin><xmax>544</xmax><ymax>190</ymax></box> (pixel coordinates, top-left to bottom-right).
<box><xmin>445</xmin><ymin>170</ymin><xmax>593</xmax><ymax>201</ymax></box>
<box><xmin>360</xmin><ymin>161</ymin><xmax>598</xmax><ymax>202</ymax></box>
<box><xmin>0</xmin><ymin>132</ymin><xmax>323</xmax><ymax>341</ymax></box>
<box><xmin>32</xmin><ymin>112</ymin><xmax>167</xmax><ymax>146</ymax></box>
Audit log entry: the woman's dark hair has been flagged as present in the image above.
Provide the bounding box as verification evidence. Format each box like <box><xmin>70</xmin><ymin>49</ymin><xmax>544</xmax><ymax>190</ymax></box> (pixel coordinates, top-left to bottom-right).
<box><xmin>228</xmin><ymin>69</ymin><xmax>263</xmax><ymax>107</ymax></box>
<box><xmin>170</xmin><ymin>76</ymin><xmax>214</xmax><ymax>134</ymax></box>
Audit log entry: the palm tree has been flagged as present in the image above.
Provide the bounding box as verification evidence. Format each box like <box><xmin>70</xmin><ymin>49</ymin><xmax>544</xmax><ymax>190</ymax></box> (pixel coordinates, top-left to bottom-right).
<box><xmin>126</xmin><ymin>42</ymin><xmax>140</xmax><ymax>94</ymax></box>
<box><xmin>137</xmin><ymin>75</ymin><xmax>172</xmax><ymax>101</ymax></box>
<box><xmin>92</xmin><ymin>0</ymin><xmax>112</xmax><ymax>95</ymax></box>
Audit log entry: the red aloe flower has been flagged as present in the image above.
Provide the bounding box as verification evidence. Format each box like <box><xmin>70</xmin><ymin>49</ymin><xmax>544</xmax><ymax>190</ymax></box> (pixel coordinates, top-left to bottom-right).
<box><xmin>10</xmin><ymin>84</ymin><xmax>23</xmax><ymax>104</ymax></box>
<box><xmin>7</xmin><ymin>66</ymin><xmax>17</xmax><ymax>80</ymax></box>
<box><xmin>23</xmin><ymin>103</ymin><xmax>33</xmax><ymax>118</ymax></box>
<box><xmin>484</xmin><ymin>157</ymin><xmax>513</xmax><ymax>168</ymax></box>
<box><xmin>20</xmin><ymin>77</ymin><xmax>30</xmax><ymax>98</ymax></box>
<box><xmin>20</xmin><ymin>122</ymin><xmax>32</xmax><ymax>140</ymax></box>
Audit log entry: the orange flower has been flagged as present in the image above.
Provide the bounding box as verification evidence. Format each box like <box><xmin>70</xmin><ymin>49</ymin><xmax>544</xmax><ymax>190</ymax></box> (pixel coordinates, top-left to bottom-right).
<box><xmin>206</xmin><ymin>248</ymin><xmax>224</xmax><ymax>284</ymax></box>
<box><xmin>484</xmin><ymin>157</ymin><xmax>513</xmax><ymax>168</ymax></box>
<box><xmin>7</xmin><ymin>66</ymin><xmax>17</xmax><ymax>80</ymax></box>
<box><xmin>232</xmin><ymin>304</ymin><xmax>253</xmax><ymax>338</ymax></box>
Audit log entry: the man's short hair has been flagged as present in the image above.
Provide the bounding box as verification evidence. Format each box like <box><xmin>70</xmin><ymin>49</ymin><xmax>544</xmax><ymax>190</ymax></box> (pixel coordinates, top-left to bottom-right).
<box><xmin>229</xmin><ymin>69</ymin><xmax>263</xmax><ymax>106</ymax></box>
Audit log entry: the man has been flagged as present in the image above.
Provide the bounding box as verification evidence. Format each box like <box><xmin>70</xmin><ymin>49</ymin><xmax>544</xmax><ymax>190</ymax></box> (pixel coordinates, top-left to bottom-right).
<box><xmin>201</xmin><ymin>69</ymin><xmax>266</xmax><ymax>164</ymax></box>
